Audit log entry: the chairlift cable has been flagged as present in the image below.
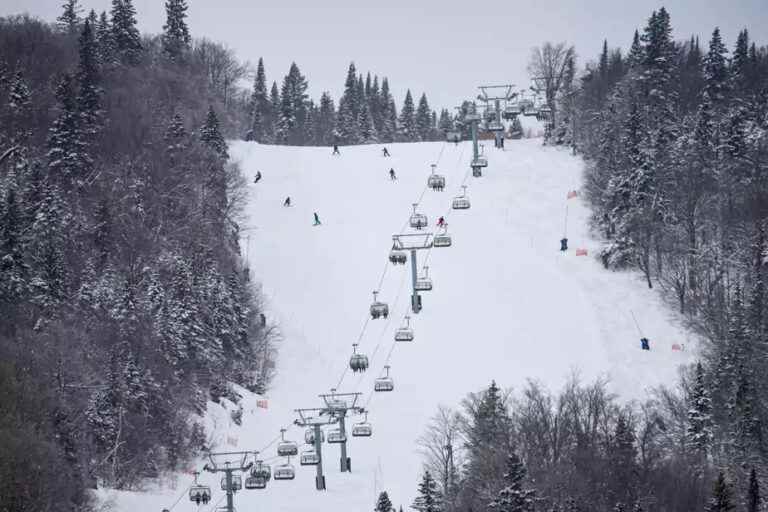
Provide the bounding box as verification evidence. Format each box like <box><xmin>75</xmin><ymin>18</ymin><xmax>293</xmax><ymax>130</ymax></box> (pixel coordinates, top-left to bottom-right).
<box><xmin>163</xmin><ymin>484</ymin><xmax>192</xmax><ymax>511</ymax></box>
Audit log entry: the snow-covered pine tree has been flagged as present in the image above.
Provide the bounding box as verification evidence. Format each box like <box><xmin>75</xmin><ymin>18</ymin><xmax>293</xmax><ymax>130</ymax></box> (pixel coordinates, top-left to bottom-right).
<box><xmin>6</xmin><ymin>70</ymin><xmax>32</xmax><ymax>144</ymax></box>
<box><xmin>376</xmin><ymin>491</ymin><xmax>394</xmax><ymax>512</ymax></box>
<box><xmin>488</xmin><ymin>452</ymin><xmax>535</xmax><ymax>512</ymax></box>
<box><xmin>200</xmin><ymin>105</ymin><xmax>228</xmax><ymax>159</ymax></box>
<box><xmin>359</xmin><ymin>104</ymin><xmax>378</xmax><ymax>143</ymax></box>
<box><xmin>686</xmin><ymin>362</ymin><xmax>713</xmax><ymax>460</ymax></box>
<box><xmin>399</xmin><ymin>90</ymin><xmax>417</xmax><ymax>142</ymax></box>
<box><xmin>747</xmin><ymin>468</ymin><xmax>761</xmax><ymax>512</ymax></box>
<box><xmin>708</xmin><ymin>472</ymin><xmax>735</xmax><ymax>512</ymax></box>
<box><xmin>57</xmin><ymin>0</ymin><xmax>82</xmax><ymax>34</ymax></box>
<box><xmin>164</xmin><ymin>112</ymin><xmax>187</xmax><ymax>156</ymax></box>
<box><xmin>412</xmin><ymin>470</ymin><xmax>442</xmax><ymax>512</ymax></box>
<box><xmin>379</xmin><ymin>77</ymin><xmax>397</xmax><ymax>142</ymax></box>
<box><xmin>702</xmin><ymin>27</ymin><xmax>729</xmax><ymax>104</ymax></box>
<box><xmin>266</xmin><ymin>81</ymin><xmax>280</xmax><ymax>143</ymax></box>
<box><xmin>77</xmin><ymin>19</ymin><xmax>102</xmax><ymax>135</ymax></box>
<box><xmin>438</xmin><ymin>109</ymin><xmax>453</xmax><ymax>136</ymax></box>
<box><xmin>247</xmin><ymin>58</ymin><xmax>269</xmax><ymax>142</ymax></box>
<box><xmin>28</xmin><ymin>184</ymin><xmax>69</xmax><ymax>311</ymax></box>
<box><xmin>415</xmin><ymin>93</ymin><xmax>432</xmax><ymax>142</ymax></box>
<box><xmin>370</xmin><ymin>75</ymin><xmax>382</xmax><ymax>132</ymax></box>
<box><xmin>47</xmin><ymin>73</ymin><xmax>90</xmax><ymax>185</ymax></box>
<box><xmin>316</xmin><ymin>92</ymin><xmax>336</xmax><ymax>146</ymax></box>
<box><xmin>95</xmin><ymin>10</ymin><xmax>114</xmax><ymax>65</ymax></box>
<box><xmin>336</xmin><ymin>62</ymin><xmax>361</xmax><ymax>144</ymax></box>
<box><xmin>110</xmin><ymin>0</ymin><xmax>142</xmax><ymax>65</ymax></box>
<box><xmin>277</xmin><ymin>63</ymin><xmax>309</xmax><ymax>145</ymax></box>
<box><xmin>161</xmin><ymin>0</ymin><xmax>191</xmax><ymax>61</ymax></box>
<box><xmin>609</xmin><ymin>414</ymin><xmax>639</xmax><ymax>508</ymax></box>
<box><xmin>0</xmin><ymin>187</ymin><xmax>29</xmax><ymax>309</ymax></box>
<box><xmin>626</xmin><ymin>30</ymin><xmax>643</xmax><ymax>69</ymax></box>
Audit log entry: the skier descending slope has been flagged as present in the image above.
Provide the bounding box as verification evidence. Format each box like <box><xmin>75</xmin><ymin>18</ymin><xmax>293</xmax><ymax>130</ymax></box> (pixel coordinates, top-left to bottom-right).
<box><xmin>382</xmin><ymin>147</ymin><xmax>390</xmax><ymax>157</ymax></box>
<box><xmin>313</xmin><ymin>212</ymin><xmax>321</xmax><ymax>226</ymax></box>
<box><xmin>283</xmin><ymin>196</ymin><xmax>291</xmax><ymax>207</ymax></box>
<box><xmin>332</xmin><ymin>144</ymin><xmax>340</xmax><ymax>155</ymax></box>
<box><xmin>389</xmin><ymin>168</ymin><xmax>397</xmax><ymax>180</ymax></box>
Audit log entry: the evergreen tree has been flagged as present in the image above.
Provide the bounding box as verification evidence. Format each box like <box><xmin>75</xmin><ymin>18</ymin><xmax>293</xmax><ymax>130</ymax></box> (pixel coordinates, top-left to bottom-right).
<box><xmin>161</xmin><ymin>0</ymin><xmax>191</xmax><ymax>61</ymax></box>
<box><xmin>76</xmin><ymin>19</ymin><xmax>102</xmax><ymax>134</ymax></box>
<box><xmin>95</xmin><ymin>11</ymin><xmax>114</xmax><ymax>65</ymax></box>
<box><xmin>488</xmin><ymin>452</ymin><xmax>535</xmax><ymax>512</ymax></box>
<box><xmin>686</xmin><ymin>362</ymin><xmax>713</xmax><ymax>459</ymax></box>
<box><xmin>0</xmin><ymin>188</ymin><xmax>29</xmax><ymax>309</ymax></box>
<box><xmin>731</xmin><ymin>30</ymin><xmax>750</xmax><ymax>88</ymax></box>
<box><xmin>267</xmin><ymin>81</ymin><xmax>280</xmax><ymax>143</ymax></box>
<box><xmin>164</xmin><ymin>112</ymin><xmax>187</xmax><ymax>153</ymax></box>
<box><xmin>708</xmin><ymin>472</ymin><xmax>735</xmax><ymax>512</ymax></box>
<box><xmin>47</xmin><ymin>73</ymin><xmax>89</xmax><ymax>184</ymax></box>
<box><xmin>415</xmin><ymin>93</ymin><xmax>432</xmax><ymax>141</ymax></box>
<box><xmin>412</xmin><ymin>470</ymin><xmax>442</xmax><ymax>512</ymax></box>
<box><xmin>702</xmin><ymin>27</ymin><xmax>729</xmax><ymax>103</ymax></box>
<box><xmin>247</xmin><ymin>58</ymin><xmax>269</xmax><ymax>142</ymax></box>
<box><xmin>57</xmin><ymin>0</ymin><xmax>82</xmax><ymax>34</ymax></box>
<box><xmin>747</xmin><ymin>468</ymin><xmax>761</xmax><ymax>512</ymax></box>
<box><xmin>110</xmin><ymin>0</ymin><xmax>142</xmax><ymax>65</ymax></box>
<box><xmin>28</xmin><ymin>185</ymin><xmax>68</xmax><ymax>311</ymax></box>
<box><xmin>200</xmin><ymin>106</ymin><xmax>228</xmax><ymax>159</ymax></box>
<box><xmin>6</xmin><ymin>71</ymin><xmax>32</xmax><ymax>143</ymax></box>
<box><xmin>336</xmin><ymin>62</ymin><xmax>361</xmax><ymax>144</ymax></box>
<box><xmin>379</xmin><ymin>78</ymin><xmax>397</xmax><ymax>142</ymax></box>
<box><xmin>399</xmin><ymin>90</ymin><xmax>416</xmax><ymax>142</ymax></box>
<box><xmin>277</xmin><ymin>63</ymin><xmax>309</xmax><ymax>145</ymax></box>
<box><xmin>627</xmin><ymin>30</ymin><xmax>643</xmax><ymax>68</ymax></box>
<box><xmin>438</xmin><ymin>109</ymin><xmax>453</xmax><ymax>135</ymax></box>
<box><xmin>359</xmin><ymin>104</ymin><xmax>378</xmax><ymax>143</ymax></box>
<box><xmin>316</xmin><ymin>92</ymin><xmax>336</xmax><ymax>146</ymax></box>
<box><xmin>376</xmin><ymin>491</ymin><xmax>394</xmax><ymax>512</ymax></box>
<box><xmin>609</xmin><ymin>414</ymin><xmax>639</xmax><ymax>508</ymax></box>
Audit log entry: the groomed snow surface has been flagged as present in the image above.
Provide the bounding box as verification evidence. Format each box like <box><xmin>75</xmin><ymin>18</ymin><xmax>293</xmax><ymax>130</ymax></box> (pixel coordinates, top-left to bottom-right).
<box><xmin>103</xmin><ymin>137</ymin><xmax>696</xmax><ymax>512</ymax></box>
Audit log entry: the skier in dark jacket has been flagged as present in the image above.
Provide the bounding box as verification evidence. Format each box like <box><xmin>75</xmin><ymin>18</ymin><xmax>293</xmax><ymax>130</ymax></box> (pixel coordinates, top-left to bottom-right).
<box><xmin>253</xmin><ymin>171</ymin><xmax>262</xmax><ymax>183</ymax></box>
<box><xmin>437</xmin><ymin>216</ymin><xmax>446</xmax><ymax>228</ymax></box>
<box><xmin>313</xmin><ymin>212</ymin><xmax>321</xmax><ymax>225</ymax></box>
<box><xmin>382</xmin><ymin>147</ymin><xmax>390</xmax><ymax>157</ymax></box>
<box><xmin>389</xmin><ymin>168</ymin><xmax>397</xmax><ymax>180</ymax></box>
<box><xmin>283</xmin><ymin>196</ymin><xmax>291</xmax><ymax>207</ymax></box>
<box><xmin>332</xmin><ymin>144</ymin><xmax>340</xmax><ymax>155</ymax></box>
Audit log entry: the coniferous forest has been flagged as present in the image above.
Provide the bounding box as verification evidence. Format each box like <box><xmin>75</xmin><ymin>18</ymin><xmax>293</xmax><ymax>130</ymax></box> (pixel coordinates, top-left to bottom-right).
<box><xmin>410</xmin><ymin>7</ymin><xmax>768</xmax><ymax>512</ymax></box>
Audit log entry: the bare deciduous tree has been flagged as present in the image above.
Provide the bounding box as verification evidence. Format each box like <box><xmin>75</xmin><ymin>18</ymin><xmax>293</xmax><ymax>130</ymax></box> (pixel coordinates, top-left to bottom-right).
<box><xmin>527</xmin><ymin>41</ymin><xmax>576</xmax><ymax>129</ymax></box>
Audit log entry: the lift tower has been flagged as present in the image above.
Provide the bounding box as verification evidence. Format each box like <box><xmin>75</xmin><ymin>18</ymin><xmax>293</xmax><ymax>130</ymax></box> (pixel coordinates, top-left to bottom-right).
<box><xmin>294</xmin><ymin>407</ymin><xmax>339</xmax><ymax>491</ymax></box>
<box><xmin>319</xmin><ymin>390</ymin><xmax>365</xmax><ymax>473</ymax></box>
<box><xmin>203</xmin><ymin>451</ymin><xmax>254</xmax><ymax>512</ymax></box>
<box><xmin>392</xmin><ymin>232</ymin><xmax>434</xmax><ymax>314</ymax></box>
<box><xmin>477</xmin><ymin>84</ymin><xmax>517</xmax><ymax>150</ymax></box>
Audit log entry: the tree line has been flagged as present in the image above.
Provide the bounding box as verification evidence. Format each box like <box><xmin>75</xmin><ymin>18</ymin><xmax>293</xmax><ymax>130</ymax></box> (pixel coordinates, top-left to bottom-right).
<box><xmin>245</xmin><ymin>59</ymin><xmax>455</xmax><ymax>146</ymax></box>
<box><xmin>0</xmin><ymin>1</ymin><xmax>276</xmax><ymax>510</ymax></box>
<box><xmin>405</xmin><ymin>7</ymin><xmax>767</xmax><ymax>512</ymax></box>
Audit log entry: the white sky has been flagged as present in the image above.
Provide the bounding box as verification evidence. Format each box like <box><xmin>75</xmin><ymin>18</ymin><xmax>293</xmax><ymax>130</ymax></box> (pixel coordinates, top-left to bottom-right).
<box><xmin>3</xmin><ymin>0</ymin><xmax>767</xmax><ymax>111</ymax></box>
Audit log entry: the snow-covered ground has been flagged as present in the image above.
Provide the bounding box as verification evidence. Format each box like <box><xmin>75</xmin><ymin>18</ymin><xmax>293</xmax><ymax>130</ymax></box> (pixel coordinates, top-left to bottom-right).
<box><xmin>102</xmin><ymin>137</ymin><xmax>697</xmax><ymax>512</ymax></box>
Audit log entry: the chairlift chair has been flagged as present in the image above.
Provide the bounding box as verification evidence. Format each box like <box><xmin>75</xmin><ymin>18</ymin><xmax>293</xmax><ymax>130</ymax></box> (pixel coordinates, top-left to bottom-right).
<box><xmin>252</xmin><ymin>461</ymin><xmax>271</xmax><ymax>481</ymax></box>
<box><xmin>409</xmin><ymin>203</ymin><xmax>428</xmax><ymax>229</ymax></box>
<box><xmin>244</xmin><ymin>476</ymin><xmax>267</xmax><ymax>490</ymax></box>
<box><xmin>273</xmin><ymin>460</ymin><xmax>296</xmax><ymax>481</ymax></box>
<box><xmin>349</xmin><ymin>343</ymin><xmax>369</xmax><ymax>372</ymax></box>
<box><xmin>369</xmin><ymin>291</ymin><xmax>389</xmax><ymax>319</ymax></box>
<box><xmin>433</xmin><ymin>227</ymin><xmax>452</xmax><ymax>248</ymax></box>
<box><xmin>394</xmin><ymin>315</ymin><xmax>414</xmax><ymax>342</ymax></box>
<box><xmin>487</xmin><ymin>121</ymin><xmax>504</xmax><ymax>132</ymax></box>
<box><xmin>389</xmin><ymin>246</ymin><xmax>407</xmax><ymax>265</ymax></box>
<box><xmin>464</xmin><ymin>111</ymin><xmax>481</xmax><ymax>122</ymax></box>
<box><xmin>484</xmin><ymin>109</ymin><xmax>497</xmax><ymax>122</ymax></box>
<box><xmin>352</xmin><ymin>421</ymin><xmax>372</xmax><ymax>437</ymax></box>
<box><xmin>305</xmin><ymin>428</ymin><xmax>325</xmax><ymax>445</ymax></box>
<box><xmin>327</xmin><ymin>428</ymin><xmax>347</xmax><ymax>444</ymax></box>
<box><xmin>374</xmin><ymin>366</ymin><xmax>395</xmax><ymax>392</ymax></box>
<box><xmin>189</xmin><ymin>485</ymin><xmax>211</xmax><ymax>503</ymax></box>
<box><xmin>276</xmin><ymin>428</ymin><xmax>298</xmax><ymax>457</ymax></box>
<box><xmin>471</xmin><ymin>156</ymin><xmax>488</xmax><ymax>168</ymax></box>
<box><xmin>414</xmin><ymin>266</ymin><xmax>433</xmax><ymax>291</ymax></box>
<box><xmin>427</xmin><ymin>165</ymin><xmax>446</xmax><ymax>191</ymax></box>
<box><xmin>503</xmin><ymin>104</ymin><xmax>522</xmax><ymax>119</ymax></box>
<box><xmin>452</xmin><ymin>185</ymin><xmax>471</xmax><ymax>210</ymax></box>
<box><xmin>221</xmin><ymin>475</ymin><xmax>242</xmax><ymax>491</ymax></box>
<box><xmin>300</xmin><ymin>449</ymin><xmax>320</xmax><ymax>466</ymax></box>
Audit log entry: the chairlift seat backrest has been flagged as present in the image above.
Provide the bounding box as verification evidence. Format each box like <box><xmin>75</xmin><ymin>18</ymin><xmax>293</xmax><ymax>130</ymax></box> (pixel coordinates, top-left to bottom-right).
<box><xmin>394</xmin><ymin>327</ymin><xmax>414</xmax><ymax>342</ymax></box>
<box><xmin>415</xmin><ymin>277</ymin><xmax>433</xmax><ymax>291</ymax></box>
<box><xmin>300</xmin><ymin>450</ymin><xmax>320</xmax><ymax>465</ymax></box>
<box><xmin>327</xmin><ymin>428</ymin><xmax>347</xmax><ymax>444</ymax></box>
<box><xmin>244</xmin><ymin>476</ymin><xmax>267</xmax><ymax>489</ymax></box>
<box><xmin>277</xmin><ymin>440</ymin><xmax>298</xmax><ymax>457</ymax></box>
<box><xmin>189</xmin><ymin>485</ymin><xmax>211</xmax><ymax>502</ymax></box>
<box><xmin>433</xmin><ymin>234</ymin><xmax>452</xmax><ymax>248</ymax></box>
<box><xmin>273</xmin><ymin>464</ymin><xmax>295</xmax><ymax>481</ymax></box>
<box><xmin>352</xmin><ymin>422</ymin><xmax>373</xmax><ymax>437</ymax></box>
<box><xmin>374</xmin><ymin>377</ymin><xmax>394</xmax><ymax>392</ymax></box>
<box><xmin>409</xmin><ymin>213</ymin><xmax>428</xmax><ymax>229</ymax></box>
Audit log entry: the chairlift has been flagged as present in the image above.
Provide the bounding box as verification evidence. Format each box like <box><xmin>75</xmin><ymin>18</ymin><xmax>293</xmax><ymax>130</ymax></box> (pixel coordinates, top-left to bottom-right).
<box><xmin>252</xmin><ymin>461</ymin><xmax>271</xmax><ymax>481</ymax></box>
<box><xmin>389</xmin><ymin>245</ymin><xmax>407</xmax><ymax>265</ymax></box>
<box><xmin>369</xmin><ymin>291</ymin><xmax>389</xmax><ymax>319</ymax></box>
<box><xmin>326</xmin><ymin>396</ymin><xmax>347</xmax><ymax>412</ymax></box>
<box><xmin>446</xmin><ymin>131</ymin><xmax>461</xmax><ymax>143</ymax></box>
<box><xmin>189</xmin><ymin>485</ymin><xmax>212</xmax><ymax>504</ymax></box>
<box><xmin>433</xmin><ymin>227</ymin><xmax>452</xmax><ymax>248</ymax></box>
<box><xmin>486</xmin><ymin>121</ymin><xmax>504</xmax><ymax>132</ymax></box>
<box><xmin>414</xmin><ymin>266</ymin><xmax>433</xmax><ymax>292</ymax></box>
<box><xmin>305</xmin><ymin>428</ymin><xmax>325</xmax><ymax>445</ymax></box>
<box><xmin>409</xmin><ymin>203</ymin><xmax>428</xmax><ymax>229</ymax></box>
<box><xmin>374</xmin><ymin>365</ymin><xmax>394</xmax><ymax>392</ymax></box>
<box><xmin>471</xmin><ymin>156</ymin><xmax>488</xmax><ymax>169</ymax></box>
<box><xmin>464</xmin><ymin>111</ymin><xmax>481</xmax><ymax>122</ymax></box>
<box><xmin>427</xmin><ymin>165</ymin><xmax>446</xmax><ymax>191</ymax></box>
<box><xmin>349</xmin><ymin>343</ymin><xmax>369</xmax><ymax>373</ymax></box>
<box><xmin>503</xmin><ymin>104</ymin><xmax>522</xmax><ymax>119</ymax></box>
<box><xmin>244</xmin><ymin>476</ymin><xmax>267</xmax><ymax>490</ymax></box>
<box><xmin>276</xmin><ymin>428</ymin><xmax>298</xmax><ymax>457</ymax></box>
<box><xmin>484</xmin><ymin>109</ymin><xmax>497</xmax><ymax>122</ymax></box>
<box><xmin>221</xmin><ymin>474</ymin><xmax>242</xmax><ymax>491</ymax></box>
<box><xmin>273</xmin><ymin>459</ymin><xmax>296</xmax><ymax>481</ymax></box>
<box><xmin>300</xmin><ymin>449</ymin><xmax>320</xmax><ymax>466</ymax></box>
<box><xmin>452</xmin><ymin>185</ymin><xmax>471</xmax><ymax>210</ymax></box>
<box><xmin>394</xmin><ymin>315</ymin><xmax>414</xmax><ymax>342</ymax></box>
<box><xmin>327</xmin><ymin>428</ymin><xmax>347</xmax><ymax>444</ymax></box>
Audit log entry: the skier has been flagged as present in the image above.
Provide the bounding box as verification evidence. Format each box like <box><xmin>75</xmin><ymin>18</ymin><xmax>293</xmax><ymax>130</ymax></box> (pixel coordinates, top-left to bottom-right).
<box><xmin>332</xmin><ymin>144</ymin><xmax>340</xmax><ymax>155</ymax></box>
<box><xmin>437</xmin><ymin>216</ymin><xmax>446</xmax><ymax>228</ymax></box>
<box><xmin>313</xmin><ymin>212</ymin><xmax>321</xmax><ymax>225</ymax></box>
<box><xmin>283</xmin><ymin>196</ymin><xmax>291</xmax><ymax>207</ymax></box>
<box><xmin>560</xmin><ymin>237</ymin><xmax>568</xmax><ymax>251</ymax></box>
<box><xmin>640</xmin><ymin>337</ymin><xmax>650</xmax><ymax>351</ymax></box>
<box><xmin>382</xmin><ymin>147</ymin><xmax>390</xmax><ymax>157</ymax></box>
<box><xmin>500</xmin><ymin>136</ymin><xmax>505</xmax><ymax>149</ymax></box>
<box><xmin>253</xmin><ymin>171</ymin><xmax>262</xmax><ymax>183</ymax></box>
<box><xmin>389</xmin><ymin>168</ymin><xmax>397</xmax><ymax>180</ymax></box>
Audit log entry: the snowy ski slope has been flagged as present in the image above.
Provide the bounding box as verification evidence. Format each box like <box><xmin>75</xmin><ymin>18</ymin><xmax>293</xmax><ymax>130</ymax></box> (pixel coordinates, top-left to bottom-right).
<box><xmin>103</xmin><ymin>137</ymin><xmax>697</xmax><ymax>512</ymax></box>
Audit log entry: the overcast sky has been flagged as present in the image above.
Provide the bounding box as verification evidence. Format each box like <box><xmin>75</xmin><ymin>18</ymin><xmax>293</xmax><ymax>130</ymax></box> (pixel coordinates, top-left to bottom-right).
<box><xmin>3</xmin><ymin>1</ymin><xmax>767</xmax><ymax>110</ymax></box>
